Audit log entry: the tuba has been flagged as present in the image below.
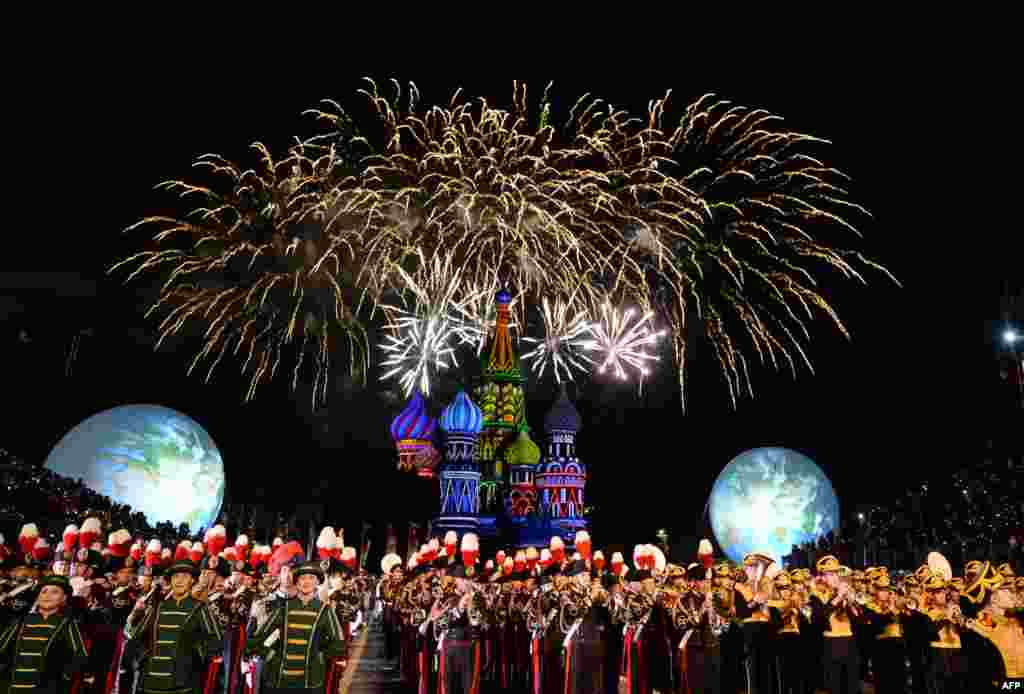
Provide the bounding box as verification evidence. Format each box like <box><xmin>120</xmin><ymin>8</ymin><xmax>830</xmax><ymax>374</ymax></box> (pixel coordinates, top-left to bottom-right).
<box><xmin>745</xmin><ymin>553</ymin><xmax>776</xmax><ymax>593</ymax></box>
<box><xmin>926</xmin><ymin>552</ymin><xmax>952</xmax><ymax>581</ymax></box>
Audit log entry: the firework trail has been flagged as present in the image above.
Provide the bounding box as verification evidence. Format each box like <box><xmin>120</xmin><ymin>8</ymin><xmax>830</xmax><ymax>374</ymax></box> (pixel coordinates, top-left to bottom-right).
<box><xmin>113</xmin><ymin>78</ymin><xmax>896</xmax><ymax>410</ymax></box>
<box><xmin>521</xmin><ymin>296</ymin><xmax>594</xmax><ymax>384</ymax></box>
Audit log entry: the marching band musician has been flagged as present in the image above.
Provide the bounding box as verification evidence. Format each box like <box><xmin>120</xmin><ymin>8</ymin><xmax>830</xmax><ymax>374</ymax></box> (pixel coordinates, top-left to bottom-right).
<box><xmin>809</xmin><ymin>555</ymin><xmax>862</xmax><ymax>694</ymax></box>
<box><xmin>103</xmin><ymin>554</ymin><xmax>140</xmax><ymax>694</ymax></box>
<box><xmin>963</xmin><ymin>563</ymin><xmax>1022</xmax><ymax>689</ymax></box>
<box><xmin>768</xmin><ymin>570</ymin><xmax>810</xmax><ymax>694</ymax></box>
<box><xmin>507</xmin><ymin>560</ymin><xmax>532</xmax><ymax>693</ymax></box>
<box><xmin>125</xmin><ymin>559</ymin><xmax>223</xmax><ymax>694</ymax></box>
<box><xmin>531</xmin><ymin>555</ymin><xmax>563</xmax><ymax>694</ymax></box>
<box><xmin>244</xmin><ymin>560</ymin><xmax>346</xmax><ymax>694</ymax></box>
<box><xmin>560</xmin><ymin>559</ymin><xmax>611</xmax><ymax>694</ymax></box>
<box><xmin>733</xmin><ymin>553</ymin><xmax>774</xmax><ymax>694</ymax></box>
<box><xmin>910</xmin><ymin>573</ymin><xmax>969</xmax><ymax>694</ymax></box>
<box><xmin>861</xmin><ymin>572</ymin><xmax>909</xmax><ymax>694</ymax></box>
<box><xmin>678</xmin><ymin>562</ymin><xmax>726</xmax><ymax>694</ymax></box>
<box><xmin>431</xmin><ymin>562</ymin><xmax>482</xmax><ymax>694</ymax></box>
<box><xmin>0</xmin><ymin>574</ymin><xmax>90</xmax><ymax>694</ymax></box>
<box><xmin>620</xmin><ymin>552</ymin><xmax>655</xmax><ymax>694</ymax></box>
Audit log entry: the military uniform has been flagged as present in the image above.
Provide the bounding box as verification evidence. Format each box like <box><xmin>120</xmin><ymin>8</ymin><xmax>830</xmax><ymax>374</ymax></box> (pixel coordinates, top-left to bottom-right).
<box><xmin>809</xmin><ymin>555</ymin><xmax>862</xmax><ymax>694</ymax></box>
<box><xmin>103</xmin><ymin>556</ymin><xmax>140</xmax><ymax>694</ymax></box>
<box><xmin>245</xmin><ymin>561</ymin><xmax>346</xmax><ymax>694</ymax></box>
<box><xmin>861</xmin><ymin>573</ymin><xmax>909</xmax><ymax>694</ymax></box>
<box><xmin>0</xmin><ymin>575</ymin><xmax>90</xmax><ymax>694</ymax></box>
<box><xmin>125</xmin><ymin>561</ymin><xmax>223</xmax><ymax>694</ymax></box>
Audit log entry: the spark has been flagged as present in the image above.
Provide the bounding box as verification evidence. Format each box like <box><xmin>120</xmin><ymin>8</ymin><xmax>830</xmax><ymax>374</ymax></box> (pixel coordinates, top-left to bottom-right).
<box><xmin>379</xmin><ymin>312</ymin><xmax>459</xmax><ymax>398</ymax></box>
<box><xmin>114</xmin><ymin>79</ymin><xmax>896</xmax><ymax>412</ymax></box>
<box><xmin>521</xmin><ymin>297</ymin><xmax>594</xmax><ymax>383</ymax></box>
<box><xmin>378</xmin><ymin>250</ymin><xmax>466</xmax><ymax>397</ymax></box>
<box><xmin>582</xmin><ymin>303</ymin><xmax>666</xmax><ymax>384</ymax></box>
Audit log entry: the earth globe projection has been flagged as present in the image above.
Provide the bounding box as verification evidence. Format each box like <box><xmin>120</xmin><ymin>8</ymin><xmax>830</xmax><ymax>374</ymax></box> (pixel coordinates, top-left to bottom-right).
<box><xmin>45</xmin><ymin>405</ymin><xmax>225</xmax><ymax>531</ymax></box>
<box><xmin>708</xmin><ymin>447</ymin><xmax>839</xmax><ymax>565</ymax></box>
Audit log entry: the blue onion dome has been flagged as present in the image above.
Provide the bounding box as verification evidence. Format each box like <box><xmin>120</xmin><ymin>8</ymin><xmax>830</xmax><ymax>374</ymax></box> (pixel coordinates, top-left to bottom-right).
<box><xmin>496</xmin><ymin>288</ymin><xmax>512</xmax><ymax>305</ymax></box>
<box><xmin>507</xmin><ymin>429</ymin><xmax>541</xmax><ymax>467</ymax></box>
<box><xmin>544</xmin><ymin>384</ymin><xmax>581</xmax><ymax>433</ymax></box>
<box><xmin>390</xmin><ymin>392</ymin><xmax>437</xmax><ymax>442</ymax></box>
<box><xmin>440</xmin><ymin>390</ymin><xmax>484</xmax><ymax>435</ymax></box>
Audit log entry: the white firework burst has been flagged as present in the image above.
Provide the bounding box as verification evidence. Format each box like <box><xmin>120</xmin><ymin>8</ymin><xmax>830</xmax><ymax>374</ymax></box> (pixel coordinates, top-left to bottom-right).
<box><xmin>521</xmin><ymin>297</ymin><xmax>594</xmax><ymax>383</ymax></box>
<box><xmin>582</xmin><ymin>303</ymin><xmax>667</xmax><ymax>383</ymax></box>
<box><xmin>379</xmin><ymin>251</ymin><xmax>465</xmax><ymax>397</ymax></box>
<box><xmin>379</xmin><ymin>311</ymin><xmax>459</xmax><ymax>398</ymax></box>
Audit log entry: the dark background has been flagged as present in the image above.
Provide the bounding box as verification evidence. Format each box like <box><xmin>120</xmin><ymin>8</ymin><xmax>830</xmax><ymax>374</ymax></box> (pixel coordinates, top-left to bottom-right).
<box><xmin>3</xmin><ymin>44</ymin><xmax>1017</xmax><ymax>558</ymax></box>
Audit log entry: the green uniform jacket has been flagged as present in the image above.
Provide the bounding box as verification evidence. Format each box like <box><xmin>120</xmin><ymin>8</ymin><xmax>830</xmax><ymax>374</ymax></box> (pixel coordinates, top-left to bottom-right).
<box><xmin>0</xmin><ymin>611</ymin><xmax>89</xmax><ymax>694</ymax></box>
<box><xmin>125</xmin><ymin>596</ymin><xmax>223</xmax><ymax>694</ymax></box>
<box><xmin>245</xmin><ymin>597</ymin><xmax>345</xmax><ymax>689</ymax></box>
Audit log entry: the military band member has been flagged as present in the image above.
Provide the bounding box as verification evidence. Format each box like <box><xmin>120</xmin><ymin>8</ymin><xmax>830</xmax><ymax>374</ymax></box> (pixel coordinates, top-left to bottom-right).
<box><xmin>561</xmin><ymin>560</ymin><xmax>611</xmax><ymax>694</ymax></box>
<box><xmin>103</xmin><ymin>556</ymin><xmax>139</xmax><ymax>694</ymax></box>
<box><xmin>245</xmin><ymin>560</ymin><xmax>346</xmax><ymax>694</ymax></box>
<box><xmin>810</xmin><ymin>555</ymin><xmax>862</xmax><ymax>694</ymax></box>
<box><xmin>768</xmin><ymin>570</ymin><xmax>809</xmax><ymax>694</ymax></box>
<box><xmin>733</xmin><ymin>553</ymin><xmax>774</xmax><ymax>694</ymax></box>
<box><xmin>125</xmin><ymin>560</ymin><xmax>223</xmax><ymax>694</ymax></box>
<box><xmin>964</xmin><ymin>566</ymin><xmax>1023</xmax><ymax>688</ymax></box>
<box><xmin>432</xmin><ymin>563</ymin><xmax>481</xmax><ymax>694</ymax></box>
<box><xmin>861</xmin><ymin>573</ymin><xmax>908</xmax><ymax>694</ymax></box>
<box><xmin>0</xmin><ymin>574</ymin><xmax>89</xmax><ymax>694</ymax></box>
<box><xmin>912</xmin><ymin>573</ymin><xmax>968</xmax><ymax>694</ymax></box>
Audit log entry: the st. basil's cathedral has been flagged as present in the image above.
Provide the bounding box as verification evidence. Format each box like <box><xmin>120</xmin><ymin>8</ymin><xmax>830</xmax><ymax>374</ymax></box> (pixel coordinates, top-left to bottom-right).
<box><xmin>388</xmin><ymin>289</ymin><xmax>588</xmax><ymax>552</ymax></box>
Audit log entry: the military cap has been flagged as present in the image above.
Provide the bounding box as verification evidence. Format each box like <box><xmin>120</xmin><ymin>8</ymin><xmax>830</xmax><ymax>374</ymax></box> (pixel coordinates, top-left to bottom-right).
<box><xmin>38</xmin><ymin>574</ymin><xmax>73</xmax><ymax>597</ymax></box>
<box><xmin>292</xmin><ymin>560</ymin><xmax>324</xmax><ymax>581</ymax></box>
<box><xmin>816</xmin><ymin>555</ymin><xmax>840</xmax><ymax>573</ymax></box>
<box><xmin>167</xmin><ymin>560</ymin><xmax>201</xmax><ymax>578</ymax></box>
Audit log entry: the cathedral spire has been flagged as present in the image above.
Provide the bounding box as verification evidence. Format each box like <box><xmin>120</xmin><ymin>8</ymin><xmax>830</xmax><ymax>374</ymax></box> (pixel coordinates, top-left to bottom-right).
<box><xmin>483</xmin><ymin>289</ymin><xmax>521</xmax><ymax>383</ymax></box>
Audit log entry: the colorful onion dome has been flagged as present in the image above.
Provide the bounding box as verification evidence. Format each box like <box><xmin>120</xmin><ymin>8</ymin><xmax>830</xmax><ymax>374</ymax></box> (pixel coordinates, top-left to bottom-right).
<box><xmin>390</xmin><ymin>392</ymin><xmax>437</xmax><ymax>442</ymax></box>
<box><xmin>496</xmin><ymin>288</ymin><xmax>513</xmax><ymax>305</ymax></box>
<box><xmin>544</xmin><ymin>384</ymin><xmax>581</xmax><ymax>433</ymax></box>
<box><xmin>440</xmin><ymin>390</ymin><xmax>484</xmax><ymax>435</ymax></box>
<box><xmin>507</xmin><ymin>429</ymin><xmax>541</xmax><ymax>467</ymax></box>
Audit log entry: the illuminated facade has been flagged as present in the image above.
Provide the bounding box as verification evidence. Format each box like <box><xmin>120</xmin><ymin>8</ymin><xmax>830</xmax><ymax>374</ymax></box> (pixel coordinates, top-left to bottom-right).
<box><xmin>535</xmin><ymin>384</ymin><xmax>587</xmax><ymax>535</ymax></box>
<box><xmin>390</xmin><ymin>289</ymin><xmax>589</xmax><ymax>550</ymax></box>
<box><xmin>389</xmin><ymin>391</ymin><xmax>438</xmax><ymax>478</ymax></box>
<box><xmin>435</xmin><ymin>391</ymin><xmax>483</xmax><ymax>535</ymax></box>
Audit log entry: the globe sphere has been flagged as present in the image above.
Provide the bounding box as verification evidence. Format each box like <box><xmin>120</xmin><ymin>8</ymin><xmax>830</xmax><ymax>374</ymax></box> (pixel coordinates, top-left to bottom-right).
<box><xmin>709</xmin><ymin>447</ymin><xmax>839</xmax><ymax>564</ymax></box>
<box><xmin>45</xmin><ymin>405</ymin><xmax>225</xmax><ymax>531</ymax></box>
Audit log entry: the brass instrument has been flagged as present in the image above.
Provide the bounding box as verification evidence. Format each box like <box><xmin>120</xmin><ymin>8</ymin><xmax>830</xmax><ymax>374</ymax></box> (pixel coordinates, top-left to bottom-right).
<box><xmin>0</xmin><ymin>580</ymin><xmax>37</xmax><ymax>604</ymax></box>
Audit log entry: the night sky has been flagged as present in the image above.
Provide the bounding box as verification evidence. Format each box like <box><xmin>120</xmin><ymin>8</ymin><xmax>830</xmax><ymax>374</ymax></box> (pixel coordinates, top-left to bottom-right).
<box><xmin>3</xmin><ymin>51</ymin><xmax>1014</xmax><ymax>555</ymax></box>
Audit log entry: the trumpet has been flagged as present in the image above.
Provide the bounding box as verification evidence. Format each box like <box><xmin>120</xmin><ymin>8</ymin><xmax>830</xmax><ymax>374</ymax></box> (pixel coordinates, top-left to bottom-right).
<box><xmin>0</xmin><ymin>580</ymin><xmax>37</xmax><ymax>603</ymax></box>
